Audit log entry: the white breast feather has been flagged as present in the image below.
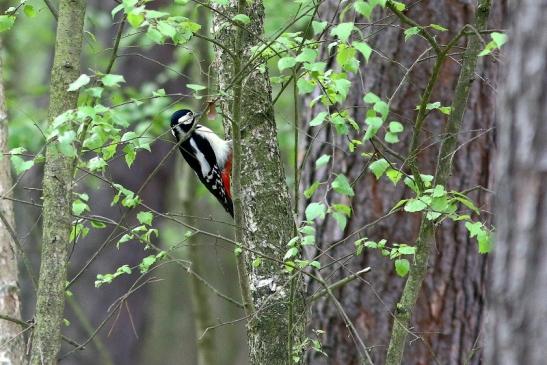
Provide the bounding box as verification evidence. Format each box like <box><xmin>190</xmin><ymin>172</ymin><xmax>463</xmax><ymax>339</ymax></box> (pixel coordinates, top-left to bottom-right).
<box><xmin>195</xmin><ymin>126</ymin><xmax>231</xmax><ymax>168</ymax></box>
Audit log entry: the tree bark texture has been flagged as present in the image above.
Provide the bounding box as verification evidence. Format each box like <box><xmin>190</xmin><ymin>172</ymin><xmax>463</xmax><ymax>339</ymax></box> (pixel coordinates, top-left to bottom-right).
<box><xmin>302</xmin><ymin>1</ymin><xmax>505</xmax><ymax>364</ymax></box>
<box><xmin>0</xmin><ymin>38</ymin><xmax>25</xmax><ymax>365</ymax></box>
<box><xmin>213</xmin><ymin>2</ymin><xmax>305</xmax><ymax>363</ymax></box>
<box><xmin>30</xmin><ymin>0</ymin><xmax>87</xmax><ymax>363</ymax></box>
<box><xmin>486</xmin><ymin>2</ymin><xmax>547</xmax><ymax>364</ymax></box>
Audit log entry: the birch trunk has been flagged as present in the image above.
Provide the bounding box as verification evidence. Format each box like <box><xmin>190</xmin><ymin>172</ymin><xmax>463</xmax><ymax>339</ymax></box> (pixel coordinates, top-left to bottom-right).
<box><xmin>29</xmin><ymin>0</ymin><xmax>87</xmax><ymax>363</ymax></box>
<box><xmin>0</xmin><ymin>37</ymin><xmax>25</xmax><ymax>365</ymax></box>
<box><xmin>486</xmin><ymin>2</ymin><xmax>547</xmax><ymax>364</ymax></box>
<box><xmin>212</xmin><ymin>2</ymin><xmax>305</xmax><ymax>363</ymax></box>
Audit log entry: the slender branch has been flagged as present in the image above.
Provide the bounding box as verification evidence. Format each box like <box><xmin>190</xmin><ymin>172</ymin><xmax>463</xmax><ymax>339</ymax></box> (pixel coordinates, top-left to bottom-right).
<box><xmin>385</xmin><ymin>0</ymin><xmax>441</xmax><ymax>54</ymax></box>
<box><xmin>42</xmin><ymin>0</ymin><xmax>58</xmax><ymax>20</ymax></box>
<box><xmin>309</xmin><ymin>267</ymin><xmax>371</xmax><ymax>302</ymax></box>
<box><xmin>0</xmin><ymin>210</ymin><xmax>38</xmax><ymax>291</ymax></box>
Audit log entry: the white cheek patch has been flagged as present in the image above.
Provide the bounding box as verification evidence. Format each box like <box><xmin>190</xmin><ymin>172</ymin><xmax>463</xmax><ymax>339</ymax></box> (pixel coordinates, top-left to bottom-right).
<box><xmin>179</xmin><ymin>115</ymin><xmax>193</xmax><ymax>125</ymax></box>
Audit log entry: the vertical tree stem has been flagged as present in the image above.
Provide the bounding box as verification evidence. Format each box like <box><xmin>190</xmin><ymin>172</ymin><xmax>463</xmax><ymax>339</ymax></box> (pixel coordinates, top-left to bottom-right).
<box><xmin>29</xmin><ymin>0</ymin><xmax>87</xmax><ymax>363</ymax></box>
<box><xmin>385</xmin><ymin>1</ymin><xmax>491</xmax><ymax>364</ymax></box>
<box><xmin>0</xmin><ymin>37</ymin><xmax>25</xmax><ymax>365</ymax></box>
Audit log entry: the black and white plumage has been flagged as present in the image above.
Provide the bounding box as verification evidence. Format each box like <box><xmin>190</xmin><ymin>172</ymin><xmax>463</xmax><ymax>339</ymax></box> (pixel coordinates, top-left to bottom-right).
<box><xmin>170</xmin><ymin>109</ymin><xmax>234</xmax><ymax>217</ymax></box>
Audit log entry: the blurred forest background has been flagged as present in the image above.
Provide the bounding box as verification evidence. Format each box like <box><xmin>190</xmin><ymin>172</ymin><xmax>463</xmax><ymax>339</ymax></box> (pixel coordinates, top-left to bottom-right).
<box><xmin>4</xmin><ymin>0</ymin><xmax>543</xmax><ymax>364</ymax></box>
<box><xmin>3</xmin><ymin>0</ymin><xmax>287</xmax><ymax>363</ymax></box>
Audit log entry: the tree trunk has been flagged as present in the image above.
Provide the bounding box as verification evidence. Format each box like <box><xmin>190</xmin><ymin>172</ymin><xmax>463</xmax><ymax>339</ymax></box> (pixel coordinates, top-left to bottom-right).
<box><xmin>0</xmin><ymin>38</ymin><xmax>25</xmax><ymax>365</ymax></box>
<box><xmin>30</xmin><ymin>0</ymin><xmax>87</xmax><ymax>363</ymax></box>
<box><xmin>213</xmin><ymin>2</ymin><xmax>305</xmax><ymax>363</ymax></box>
<box><xmin>302</xmin><ymin>2</ymin><xmax>505</xmax><ymax>364</ymax></box>
<box><xmin>485</xmin><ymin>2</ymin><xmax>547</xmax><ymax>364</ymax></box>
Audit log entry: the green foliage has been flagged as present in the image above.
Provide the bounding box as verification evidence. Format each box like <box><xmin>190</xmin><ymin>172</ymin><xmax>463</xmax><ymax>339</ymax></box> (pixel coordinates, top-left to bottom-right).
<box><xmin>95</xmin><ymin>265</ymin><xmax>132</xmax><ymax>287</ymax></box>
<box><xmin>0</xmin><ymin>15</ymin><xmax>15</xmax><ymax>32</ymax></box>
<box><xmin>479</xmin><ymin>32</ymin><xmax>508</xmax><ymax>57</ymax></box>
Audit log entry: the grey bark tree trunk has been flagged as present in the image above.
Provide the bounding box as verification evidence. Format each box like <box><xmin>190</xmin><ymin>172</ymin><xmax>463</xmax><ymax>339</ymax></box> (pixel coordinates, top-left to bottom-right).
<box><xmin>485</xmin><ymin>2</ymin><xmax>547</xmax><ymax>364</ymax></box>
<box><xmin>29</xmin><ymin>0</ymin><xmax>87</xmax><ymax>363</ymax></box>
<box><xmin>212</xmin><ymin>2</ymin><xmax>305</xmax><ymax>363</ymax></box>
<box><xmin>302</xmin><ymin>1</ymin><xmax>505</xmax><ymax>364</ymax></box>
<box><xmin>0</xmin><ymin>38</ymin><xmax>25</xmax><ymax>365</ymax></box>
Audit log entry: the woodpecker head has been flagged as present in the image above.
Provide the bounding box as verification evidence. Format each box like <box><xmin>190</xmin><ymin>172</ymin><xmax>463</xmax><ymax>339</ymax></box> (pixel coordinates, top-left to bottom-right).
<box><xmin>170</xmin><ymin>109</ymin><xmax>200</xmax><ymax>137</ymax></box>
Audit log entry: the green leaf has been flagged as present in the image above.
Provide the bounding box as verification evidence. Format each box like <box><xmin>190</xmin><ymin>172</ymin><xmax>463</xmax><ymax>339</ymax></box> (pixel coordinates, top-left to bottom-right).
<box><xmin>432</xmin><ymin>184</ymin><xmax>446</xmax><ymax>197</ymax></box>
<box><xmin>404</xmin><ymin>26</ymin><xmax>421</xmax><ymax>41</ymax></box>
<box><xmin>332</xmin><ymin>212</ymin><xmax>347</xmax><ymax>230</ymax></box>
<box><xmin>284</xmin><ymin>247</ymin><xmax>299</xmax><ymax>260</ymax></box>
<box><xmin>465</xmin><ymin>221</ymin><xmax>483</xmax><ymax>238</ymax></box>
<box><xmin>491</xmin><ymin>32</ymin><xmax>508</xmax><ymax>48</ymax></box>
<box><xmin>429</xmin><ymin>23</ymin><xmax>447</xmax><ymax>31</ymax></box>
<box><xmin>147</xmin><ymin>28</ymin><xmax>165</xmax><ymax>44</ymax></box>
<box><xmin>295</xmin><ymin>48</ymin><xmax>317</xmax><ymax>63</ymax></box>
<box><xmin>139</xmin><ymin>255</ymin><xmax>157</xmax><ymax>273</ymax></box>
<box><xmin>137</xmin><ymin>211</ymin><xmax>153</xmax><ymax>226</ymax></box>
<box><xmin>398</xmin><ymin>245</ymin><xmax>416</xmax><ymax>255</ymax></box>
<box><xmin>331</xmin><ymin>174</ymin><xmax>354</xmax><ymax>196</ymax></box>
<box><xmin>368</xmin><ymin>158</ymin><xmax>389</xmax><ymax>179</ymax></box>
<box><xmin>23</xmin><ymin>5</ymin><xmax>37</xmax><ymax>17</ymax></box>
<box><xmin>386</xmin><ymin>168</ymin><xmax>403</xmax><ymax>185</ymax></box>
<box><xmin>0</xmin><ymin>15</ymin><xmax>15</xmax><ymax>33</ymax></box>
<box><xmin>127</xmin><ymin>11</ymin><xmax>145</xmax><ymax>28</ymax></box>
<box><xmin>450</xmin><ymin>194</ymin><xmax>480</xmax><ymax>214</ymax></box>
<box><xmin>232</xmin><ymin>14</ymin><xmax>250</xmax><ymax>25</ymax></box>
<box><xmin>391</xmin><ymin>1</ymin><xmax>406</xmax><ymax>11</ymax></box>
<box><xmin>88</xmin><ymin>156</ymin><xmax>107</xmax><ymax>171</ymax></box>
<box><xmin>312</xmin><ymin>20</ymin><xmax>328</xmax><ymax>35</ymax></box>
<box><xmin>297</xmin><ymin>78</ymin><xmax>315</xmax><ymax>94</ymax></box>
<box><xmin>101</xmin><ymin>74</ymin><xmax>125</xmax><ymax>87</ymax></box>
<box><xmin>301</xmin><ymin>235</ymin><xmax>315</xmax><ymax>246</ymax></box>
<box><xmin>68</xmin><ymin>74</ymin><xmax>91</xmax><ymax>92</ymax></box>
<box><xmin>315</xmin><ymin>154</ymin><xmax>331</xmax><ymax>167</ymax></box>
<box><xmin>331</xmin><ymin>22</ymin><xmax>354</xmax><ymax>43</ymax></box>
<box><xmin>310</xmin><ymin>260</ymin><xmax>321</xmax><ymax>269</ymax></box>
<box><xmin>187</xmin><ymin>83</ymin><xmax>206</xmax><ymax>91</ymax></box>
<box><xmin>404</xmin><ymin>198</ymin><xmax>428</xmax><ymax>212</ymax></box>
<box><xmin>388</xmin><ymin>121</ymin><xmax>404</xmax><ymax>133</ymax></box>
<box><xmin>123</xmin><ymin>145</ymin><xmax>136</xmax><ymax>168</ymax></box>
<box><xmin>354</xmin><ymin>1</ymin><xmax>374</xmax><ymax>19</ymax></box>
<box><xmin>252</xmin><ymin>258</ymin><xmax>262</xmax><ymax>267</ymax></box>
<box><xmin>477</xmin><ymin>230</ymin><xmax>492</xmax><ymax>254</ymax></box>
<box><xmin>353</xmin><ymin>41</ymin><xmax>372</xmax><ymax>62</ymax></box>
<box><xmin>72</xmin><ymin>200</ymin><xmax>89</xmax><ymax>215</ymax></box>
<box><xmin>394</xmin><ymin>258</ymin><xmax>410</xmax><ymax>277</ymax></box>
<box><xmin>304</xmin><ymin>181</ymin><xmax>320</xmax><ymax>199</ymax></box>
<box><xmin>374</xmin><ymin>100</ymin><xmax>389</xmax><ymax>120</ymax></box>
<box><xmin>332</xmin><ymin>203</ymin><xmax>351</xmax><ymax>216</ymax></box>
<box><xmin>390</xmin><ymin>199</ymin><xmax>408</xmax><ymax>213</ymax></box>
<box><xmin>310</xmin><ymin>112</ymin><xmax>327</xmax><ymax>126</ymax></box>
<box><xmin>278</xmin><ymin>56</ymin><xmax>297</xmax><ymax>71</ymax></box>
<box><xmin>363</xmin><ymin>92</ymin><xmax>380</xmax><ymax>104</ymax></box>
<box><xmin>384</xmin><ymin>132</ymin><xmax>399</xmax><ymax>144</ymax></box>
<box><xmin>157</xmin><ymin>21</ymin><xmax>177</xmax><ymax>38</ymax></box>
<box><xmin>11</xmin><ymin>155</ymin><xmax>34</xmax><ymax>175</ymax></box>
<box><xmin>305</xmin><ymin>202</ymin><xmax>326</xmax><ymax>221</ymax></box>
<box><xmin>299</xmin><ymin>225</ymin><xmax>315</xmax><ymax>236</ymax></box>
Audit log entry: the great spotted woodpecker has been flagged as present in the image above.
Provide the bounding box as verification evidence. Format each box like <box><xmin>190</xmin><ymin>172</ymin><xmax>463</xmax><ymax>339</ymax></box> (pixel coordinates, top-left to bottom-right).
<box><xmin>170</xmin><ymin>109</ymin><xmax>234</xmax><ymax>217</ymax></box>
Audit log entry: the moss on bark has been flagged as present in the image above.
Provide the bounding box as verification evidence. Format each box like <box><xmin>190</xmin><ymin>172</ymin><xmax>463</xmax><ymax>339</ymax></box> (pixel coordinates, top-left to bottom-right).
<box><xmin>29</xmin><ymin>0</ymin><xmax>87</xmax><ymax>363</ymax></box>
<box><xmin>212</xmin><ymin>1</ymin><xmax>306</xmax><ymax>363</ymax></box>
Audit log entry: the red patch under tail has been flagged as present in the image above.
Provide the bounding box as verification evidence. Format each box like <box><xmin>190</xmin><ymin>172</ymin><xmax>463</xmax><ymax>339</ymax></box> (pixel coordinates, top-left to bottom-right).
<box><xmin>221</xmin><ymin>155</ymin><xmax>232</xmax><ymax>199</ymax></box>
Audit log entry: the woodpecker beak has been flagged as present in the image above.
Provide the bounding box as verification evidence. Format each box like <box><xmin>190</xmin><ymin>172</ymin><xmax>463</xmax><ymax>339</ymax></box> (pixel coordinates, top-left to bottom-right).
<box><xmin>194</xmin><ymin>112</ymin><xmax>203</xmax><ymax>119</ymax></box>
